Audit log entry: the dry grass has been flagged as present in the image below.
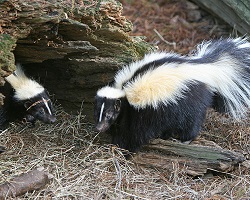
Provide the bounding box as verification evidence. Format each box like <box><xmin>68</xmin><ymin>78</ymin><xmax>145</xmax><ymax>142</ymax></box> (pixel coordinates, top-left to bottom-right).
<box><xmin>0</xmin><ymin>105</ymin><xmax>250</xmax><ymax>199</ymax></box>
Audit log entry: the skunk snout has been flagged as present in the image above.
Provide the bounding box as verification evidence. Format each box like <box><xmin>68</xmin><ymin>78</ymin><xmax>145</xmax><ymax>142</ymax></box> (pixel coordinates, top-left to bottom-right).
<box><xmin>39</xmin><ymin>115</ymin><xmax>56</xmax><ymax>124</ymax></box>
<box><xmin>95</xmin><ymin>121</ymin><xmax>110</xmax><ymax>133</ymax></box>
<box><xmin>48</xmin><ymin>115</ymin><xmax>57</xmax><ymax>124</ymax></box>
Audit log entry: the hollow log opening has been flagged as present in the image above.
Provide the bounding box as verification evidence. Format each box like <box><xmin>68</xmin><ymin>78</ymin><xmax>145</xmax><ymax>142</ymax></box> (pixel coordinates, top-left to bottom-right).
<box><xmin>1</xmin><ymin>0</ymin><xmax>153</xmax><ymax>121</ymax></box>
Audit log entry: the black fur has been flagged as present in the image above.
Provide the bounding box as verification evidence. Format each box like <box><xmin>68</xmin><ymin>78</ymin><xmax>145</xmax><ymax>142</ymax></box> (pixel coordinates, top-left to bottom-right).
<box><xmin>0</xmin><ymin>79</ymin><xmax>56</xmax><ymax>131</ymax></box>
<box><xmin>95</xmin><ymin>82</ymin><xmax>212</xmax><ymax>152</ymax></box>
<box><xmin>94</xmin><ymin>96</ymin><xmax>122</xmax><ymax>133</ymax></box>
<box><xmin>95</xmin><ymin>38</ymin><xmax>250</xmax><ymax>153</ymax></box>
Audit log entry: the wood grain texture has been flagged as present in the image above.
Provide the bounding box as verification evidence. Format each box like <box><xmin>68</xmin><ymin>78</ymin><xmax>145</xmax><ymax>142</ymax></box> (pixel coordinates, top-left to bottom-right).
<box><xmin>132</xmin><ymin>138</ymin><xmax>245</xmax><ymax>176</ymax></box>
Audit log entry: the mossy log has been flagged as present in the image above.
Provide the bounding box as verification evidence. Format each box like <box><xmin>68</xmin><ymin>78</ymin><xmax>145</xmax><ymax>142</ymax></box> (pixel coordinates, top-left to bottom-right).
<box><xmin>0</xmin><ymin>0</ymin><xmax>154</xmax><ymax>119</ymax></box>
<box><xmin>132</xmin><ymin>138</ymin><xmax>245</xmax><ymax>176</ymax></box>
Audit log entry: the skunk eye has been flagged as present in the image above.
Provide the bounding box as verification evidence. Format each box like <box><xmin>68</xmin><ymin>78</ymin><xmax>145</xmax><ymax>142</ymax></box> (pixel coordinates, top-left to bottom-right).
<box><xmin>105</xmin><ymin>113</ymin><xmax>112</xmax><ymax>120</ymax></box>
<box><xmin>39</xmin><ymin>108</ymin><xmax>45</xmax><ymax>115</ymax></box>
<box><xmin>45</xmin><ymin>89</ymin><xmax>49</xmax><ymax>96</ymax></box>
<box><xmin>114</xmin><ymin>99</ymin><xmax>121</xmax><ymax>111</ymax></box>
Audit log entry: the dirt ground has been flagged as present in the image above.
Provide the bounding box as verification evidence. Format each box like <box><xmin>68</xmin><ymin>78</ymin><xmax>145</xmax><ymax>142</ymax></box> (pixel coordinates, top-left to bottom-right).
<box><xmin>120</xmin><ymin>0</ymin><xmax>234</xmax><ymax>53</ymax></box>
<box><xmin>0</xmin><ymin>0</ymin><xmax>250</xmax><ymax>199</ymax></box>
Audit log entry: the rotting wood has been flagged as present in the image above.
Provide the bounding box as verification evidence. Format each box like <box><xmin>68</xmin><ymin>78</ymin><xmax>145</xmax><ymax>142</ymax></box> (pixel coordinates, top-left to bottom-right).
<box><xmin>132</xmin><ymin>138</ymin><xmax>245</xmax><ymax>176</ymax></box>
<box><xmin>0</xmin><ymin>167</ymin><xmax>53</xmax><ymax>199</ymax></box>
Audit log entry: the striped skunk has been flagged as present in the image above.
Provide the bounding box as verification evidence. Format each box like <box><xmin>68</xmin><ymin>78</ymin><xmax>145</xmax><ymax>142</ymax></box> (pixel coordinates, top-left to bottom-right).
<box><xmin>0</xmin><ymin>64</ymin><xmax>56</xmax><ymax>130</ymax></box>
<box><xmin>94</xmin><ymin>37</ymin><xmax>250</xmax><ymax>153</ymax></box>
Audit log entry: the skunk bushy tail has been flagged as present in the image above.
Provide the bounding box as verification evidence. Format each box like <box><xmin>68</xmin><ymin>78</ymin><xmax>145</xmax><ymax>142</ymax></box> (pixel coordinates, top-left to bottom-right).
<box><xmin>120</xmin><ymin>37</ymin><xmax>250</xmax><ymax>120</ymax></box>
<box><xmin>190</xmin><ymin>37</ymin><xmax>250</xmax><ymax>119</ymax></box>
<box><xmin>98</xmin><ymin>37</ymin><xmax>250</xmax><ymax>123</ymax></box>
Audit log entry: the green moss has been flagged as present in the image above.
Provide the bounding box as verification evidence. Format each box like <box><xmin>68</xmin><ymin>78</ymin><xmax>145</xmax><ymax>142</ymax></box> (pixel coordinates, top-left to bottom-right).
<box><xmin>129</xmin><ymin>36</ymin><xmax>156</xmax><ymax>58</ymax></box>
<box><xmin>0</xmin><ymin>34</ymin><xmax>16</xmax><ymax>72</ymax></box>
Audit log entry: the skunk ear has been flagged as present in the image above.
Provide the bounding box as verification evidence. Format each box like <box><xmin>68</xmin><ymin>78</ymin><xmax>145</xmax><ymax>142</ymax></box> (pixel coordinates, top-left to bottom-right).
<box><xmin>114</xmin><ymin>99</ymin><xmax>121</xmax><ymax>111</ymax></box>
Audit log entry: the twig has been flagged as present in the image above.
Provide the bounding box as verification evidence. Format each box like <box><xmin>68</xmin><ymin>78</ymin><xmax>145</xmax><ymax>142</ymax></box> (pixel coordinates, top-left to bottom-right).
<box><xmin>154</xmin><ymin>29</ymin><xmax>176</xmax><ymax>49</ymax></box>
<box><xmin>113</xmin><ymin>157</ymin><xmax>122</xmax><ymax>189</ymax></box>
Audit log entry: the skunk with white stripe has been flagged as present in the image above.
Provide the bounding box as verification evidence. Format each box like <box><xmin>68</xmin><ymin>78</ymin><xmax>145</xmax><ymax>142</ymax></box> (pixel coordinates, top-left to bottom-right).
<box><xmin>94</xmin><ymin>37</ymin><xmax>250</xmax><ymax>153</ymax></box>
<box><xmin>0</xmin><ymin>64</ymin><xmax>56</xmax><ymax>130</ymax></box>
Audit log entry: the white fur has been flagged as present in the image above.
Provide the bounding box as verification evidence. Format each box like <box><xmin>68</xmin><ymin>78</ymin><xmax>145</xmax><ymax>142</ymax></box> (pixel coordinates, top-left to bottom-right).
<box><xmin>114</xmin><ymin>52</ymin><xmax>181</xmax><ymax>89</ymax></box>
<box><xmin>194</xmin><ymin>37</ymin><xmax>250</xmax><ymax>58</ymax></box>
<box><xmin>97</xmin><ymin>86</ymin><xmax>125</xmax><ymax>99</ymax></box>
<box><xmin>43</xmin><ymin>97</ymin><xmax>52</xmax><ymax>115</ymax></box>
<box><xmin>228</xmin><ymin>37</ymin><xmax>250</xmax><ymax>49</ymax></box>
<box><xmin>124</xmin><ymin>54</ymin><xmax>250</xmax><ymax>119</ymax></box>
<box><xmin>234</xmin><ymin>38</ymin><xmax>250</xmax><ymax>48</ymax></box>
<box><xmin>5</xmin><ymin>65</ymin><xmax>44</xmax><ymax>100</ymax></box>
<box><xmin>193</xmin><ymin>40</ymin><xmax>212</xmax><ymax>58</ymax></box>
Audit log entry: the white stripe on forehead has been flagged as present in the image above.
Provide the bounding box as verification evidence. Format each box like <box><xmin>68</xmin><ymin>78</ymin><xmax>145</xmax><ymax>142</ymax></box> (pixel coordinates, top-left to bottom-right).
<box><xmin>97</xmin><ymin>86</ymin><xmax>125</xmax><ymax>99</ymax></box>
<box><xmin>99</xmin><ymin>102</ymin><xmax>105</xmax><ymax>122</ymax></box>
<box><xmin>42</xmin><ymin>97</ymin><xmax>52</xmax><ymax>115</ymax></box>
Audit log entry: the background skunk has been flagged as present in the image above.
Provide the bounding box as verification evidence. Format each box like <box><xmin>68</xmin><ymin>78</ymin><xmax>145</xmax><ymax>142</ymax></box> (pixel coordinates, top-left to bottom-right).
<box><xmin>94</xmin><ymin>37</ymin><xmax>250</xmax><ymax>153</ymax></box>
<box><xmin>0</xmin><ymin>64</ymin><xmax>56</xmax><ymax>130</ymax></box>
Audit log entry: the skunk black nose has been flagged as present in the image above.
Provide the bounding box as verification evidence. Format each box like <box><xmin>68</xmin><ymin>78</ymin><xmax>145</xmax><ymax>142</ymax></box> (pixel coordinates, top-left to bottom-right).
<box><xmin>95</xmin><ymin>123</ymin><xmax>104</xmax><ymax>132</ymax></box>
<box><xmin>95</xmin><ymin>122</ymin><xmax>110</xmax><ymax>132</ymax></box>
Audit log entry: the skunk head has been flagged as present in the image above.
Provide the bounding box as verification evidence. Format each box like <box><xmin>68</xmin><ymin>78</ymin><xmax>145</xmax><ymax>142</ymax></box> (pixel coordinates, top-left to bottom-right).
<box><xmin>5</xmin><ymin>65</ymin><xmax>56</xmax><ymax>124</ymax></box>
<box><xmin>94</xmin><ymin>86</ymin><xmax>125</xmax><ymax>132</ymax></box>
<box><xmin>22</xmin><ymin>90</ymin><xmax>56</xmax><ymax>124</ymax></box>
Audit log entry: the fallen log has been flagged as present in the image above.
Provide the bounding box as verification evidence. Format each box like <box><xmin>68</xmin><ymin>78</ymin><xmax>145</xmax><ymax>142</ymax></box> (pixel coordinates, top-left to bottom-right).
<box><xmin>0</xmin><ymin>167</ymin><xmax>53</xmax><ymax>199</ymax></box>
<box><xmin>132</xmin><ymin>138</ymin><xmax>245</xmax><ymax>176</ymax></box>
